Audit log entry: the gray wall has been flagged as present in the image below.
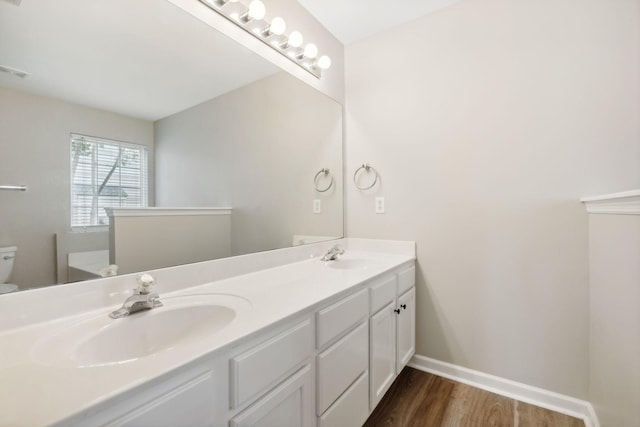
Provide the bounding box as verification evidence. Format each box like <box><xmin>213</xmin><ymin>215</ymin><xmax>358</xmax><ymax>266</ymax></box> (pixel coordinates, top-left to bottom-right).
<box><xmin>154</xmin><ymin>72</ymin><xmax>343</xmax><ymax>256</ymax></box>
<box><xmin>0</xmin><ymin>87</ymin><xmax>154</xmax><ymax>288</ymax></box>
<box><xmin>345</xmin><ymin>0</ymin><xmax>640</xmax><ymax>399</ymax></box>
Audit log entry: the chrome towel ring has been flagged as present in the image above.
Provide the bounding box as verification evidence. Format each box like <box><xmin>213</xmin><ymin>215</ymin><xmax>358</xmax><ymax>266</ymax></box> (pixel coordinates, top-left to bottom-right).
<box><xmin>314</xmin><ymin>168</ymin><xmax>334</xmax><ymax>192</ymax></box>
<box><xmin>353</xmin><ymin>163</ymin><xmax>378</xmax><ymax>190</ymax></box>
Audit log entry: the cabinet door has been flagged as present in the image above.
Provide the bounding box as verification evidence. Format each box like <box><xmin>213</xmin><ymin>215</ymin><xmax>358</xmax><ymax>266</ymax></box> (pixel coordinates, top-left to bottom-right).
<box><xmin>396</xmin><ymin>287</ymin><xmax>416</xmax><ymax>374</ymax></box>
<box><xmin>369</xmin><ymin>301</ymin><xmax>397</xmax><ymax>411</ymax></box>
<box><xmin>230</xmin><ymin>365</ymin><xmax>313</xmax><ymax>427</ymax></box>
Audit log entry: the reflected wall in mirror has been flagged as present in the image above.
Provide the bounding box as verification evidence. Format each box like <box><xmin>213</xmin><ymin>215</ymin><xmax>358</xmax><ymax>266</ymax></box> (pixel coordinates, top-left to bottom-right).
<box><xmin>0</xmin><ymin>0</ymin><xmax>343</xmax><ymax>292</ymax></box>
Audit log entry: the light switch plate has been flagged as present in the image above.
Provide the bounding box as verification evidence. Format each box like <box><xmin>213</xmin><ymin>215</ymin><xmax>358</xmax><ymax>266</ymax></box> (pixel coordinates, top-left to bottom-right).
<box><xmin>313</xmin><ymin>199</ymin><xmax>321</xmax><ymax>214</ymax></box>
<box><xmin>375</xmin><ymin>197</ymin><xmax>385</xmax><ymax>214</ymax></box>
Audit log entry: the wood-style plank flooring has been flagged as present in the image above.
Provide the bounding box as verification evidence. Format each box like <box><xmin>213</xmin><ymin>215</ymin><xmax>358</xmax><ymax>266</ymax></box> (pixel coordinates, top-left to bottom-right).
<box><xmin>363</xmin><ymin>367</ymin><xmax>584</xmax><ymax>427</ymax></box>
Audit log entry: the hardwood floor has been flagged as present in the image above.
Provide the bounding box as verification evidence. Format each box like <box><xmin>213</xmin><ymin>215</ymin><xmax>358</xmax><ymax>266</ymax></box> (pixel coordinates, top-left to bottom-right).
<box><xmin>363</xmin><ymin>367</ymin><xmax>584</xmax><ymax>427</ymax></box>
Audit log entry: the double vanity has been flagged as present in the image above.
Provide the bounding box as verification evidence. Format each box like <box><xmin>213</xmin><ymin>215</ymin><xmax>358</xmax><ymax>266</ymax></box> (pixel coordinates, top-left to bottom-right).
<box><xmin>0</xmin><ymin>238</ymin><xmax>415</xmax><ymax>427</ymax></box>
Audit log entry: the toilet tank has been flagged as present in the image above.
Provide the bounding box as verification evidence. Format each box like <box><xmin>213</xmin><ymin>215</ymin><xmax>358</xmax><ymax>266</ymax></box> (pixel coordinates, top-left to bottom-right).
<box><xmin>0</xmin><ymin>246</ymin><xmax>17</xmax><ymax>283</ymax></box>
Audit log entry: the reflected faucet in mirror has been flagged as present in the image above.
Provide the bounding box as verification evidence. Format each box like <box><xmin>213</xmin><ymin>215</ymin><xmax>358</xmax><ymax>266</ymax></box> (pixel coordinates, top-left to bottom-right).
<box><xmin>109</xmin><ymin>274</ymin><xmax>162</xmax><ymax>319</ymax></box>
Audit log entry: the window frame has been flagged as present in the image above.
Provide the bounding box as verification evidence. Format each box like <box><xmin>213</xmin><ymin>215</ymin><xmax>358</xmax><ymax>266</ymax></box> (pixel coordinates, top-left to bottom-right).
<box><xmin>69</xmin><ymin>133</ymin><xmax>149</xmax><ymax>232</ymax></box>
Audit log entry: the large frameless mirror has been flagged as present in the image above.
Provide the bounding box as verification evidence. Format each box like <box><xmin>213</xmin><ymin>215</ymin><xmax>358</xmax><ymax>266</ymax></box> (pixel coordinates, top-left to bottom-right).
<box><xmin>0</xmin><ymin>0</ymin><xmax>343</xmax><ymax>293</ymax></box>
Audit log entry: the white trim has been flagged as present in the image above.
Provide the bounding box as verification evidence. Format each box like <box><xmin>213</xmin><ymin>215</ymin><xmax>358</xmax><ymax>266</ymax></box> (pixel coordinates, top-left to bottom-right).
<box><xmin>408</xmin><ymin>354</ymin><xmax>600</xmax><ymax>427</ymax></box>
<box><xmin>580</xmin><ymin>189</ymin><xmax>640</xmax><ymax>215</ymax></box>
<box><xmin>105</xmin><ymin>207</ymin><xmax>232</xmax><ymax>217</ymax></box>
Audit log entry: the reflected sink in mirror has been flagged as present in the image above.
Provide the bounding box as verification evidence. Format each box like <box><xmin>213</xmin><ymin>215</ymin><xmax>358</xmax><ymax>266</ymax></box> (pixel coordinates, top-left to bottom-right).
<box><xmin>33</xmin><ymin>294</ymin><xmax>251</xmax><ymax>367</ymax></box>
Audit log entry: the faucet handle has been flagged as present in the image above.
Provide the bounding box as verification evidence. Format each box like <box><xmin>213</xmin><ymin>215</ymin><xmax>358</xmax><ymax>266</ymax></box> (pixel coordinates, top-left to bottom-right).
<box><xmin>136</xmin><ymin>273</ymin><xmax>156</xmax><ymax>294</ymax></box>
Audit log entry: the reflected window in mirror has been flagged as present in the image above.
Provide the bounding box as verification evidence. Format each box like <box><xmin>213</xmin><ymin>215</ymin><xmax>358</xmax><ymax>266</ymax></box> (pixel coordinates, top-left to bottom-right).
<box><xmin>70</xmin><ymin>134</ymin><xmax>149</xmax><ymax>230</ymax></box>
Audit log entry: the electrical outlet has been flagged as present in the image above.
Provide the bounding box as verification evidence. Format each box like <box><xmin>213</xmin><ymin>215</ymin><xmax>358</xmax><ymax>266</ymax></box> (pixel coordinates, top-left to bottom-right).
<box><xmin>375</xmin><ymin>197</ymin><xmax>385</xmax><ymax>214</ymax></box>
<box><xmin>313</xmin><ymin>199</ymin><xmax>322</xmax><ymax>214</ymax></box>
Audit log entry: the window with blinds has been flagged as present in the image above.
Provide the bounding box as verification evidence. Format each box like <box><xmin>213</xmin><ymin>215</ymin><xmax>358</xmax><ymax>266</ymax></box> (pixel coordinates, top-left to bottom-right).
<box><xmin>70</xmin><ymin>134</ymin><xmax>148</xmax><ymax>229</ymax></box>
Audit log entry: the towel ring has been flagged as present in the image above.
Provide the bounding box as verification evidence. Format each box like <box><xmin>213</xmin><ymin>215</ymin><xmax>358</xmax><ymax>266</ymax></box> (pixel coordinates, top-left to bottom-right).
<box><xmin>314</xmin><ymin>168</ymin><xmax>334</xmax><ymax>192</ymax></box>
<box><xmin>353</xmin><ymin>163</ymin><xmax>378</xmax><ymax>190</ymax></box>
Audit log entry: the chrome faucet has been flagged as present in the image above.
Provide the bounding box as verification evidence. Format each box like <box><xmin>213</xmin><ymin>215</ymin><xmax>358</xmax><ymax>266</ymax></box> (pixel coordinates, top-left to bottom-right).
<box><xmin>321</xmin><ymin>245</ymin><xmax>345</xmax><ymax>262</ymax></box>
<box><xmin>109</xmin><ymin>273</ymin><xmax>163</xmax><ymax>319</ymax></box>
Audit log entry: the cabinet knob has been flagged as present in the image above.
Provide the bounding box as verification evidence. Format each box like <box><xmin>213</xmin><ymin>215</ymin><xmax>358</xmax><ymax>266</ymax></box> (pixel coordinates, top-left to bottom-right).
<box><xmin>401</xmin><ymin>304</ymin><xmax>407</xmax><ymax>310</ymax></box>
<box><xmin>394</xmin><ymin>308</ymin><xmax>401</xmax><ymax>314</ymax></box>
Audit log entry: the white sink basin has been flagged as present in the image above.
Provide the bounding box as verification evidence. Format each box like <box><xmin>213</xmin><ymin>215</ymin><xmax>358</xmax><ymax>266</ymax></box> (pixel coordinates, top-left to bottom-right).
<box><xmin>34</xmin><ymin>294</ymin><xmax>250</xmax><ymax>367</ymax></box>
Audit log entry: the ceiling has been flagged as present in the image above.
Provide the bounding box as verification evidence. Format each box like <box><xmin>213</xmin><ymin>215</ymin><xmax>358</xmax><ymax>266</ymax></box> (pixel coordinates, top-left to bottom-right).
<box><xmin>297</xmin><ymin>0</ymin><xmax>463</xmax><ymax>44</ymax></box>
<box><xmin>0</xmin><ymin>0</ymin><xmax>278</xmax><ymax>121</ymax></box>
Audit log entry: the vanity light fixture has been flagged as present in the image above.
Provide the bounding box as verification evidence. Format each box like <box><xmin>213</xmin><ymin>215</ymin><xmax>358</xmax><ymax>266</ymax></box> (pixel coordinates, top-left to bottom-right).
<box><xmin>236</xmin><ymin>0</ymin><xmax>265</xmax><ymax>23</ymax></box>
<box><xmin>260</xmin><ymin>16</ymin><xmax>286</xmax><ymax>37</ymax></box>
<box><xmin>287</xmin><ymin>31</ymin><xmax>303</xmax><ymax>48</ymax></box>
<box><xmin>303</xmin><ymin>43</ymin><xmax>318</xmax><ymax>59</ymax></box>
<box><xmin>199</xmin><ymin>0</ymin><xmax>331</xmax><ymax>78</ymax></box>
<box><xmin>317</xmin><ymin>55</ymin><xmax>331</xmax><ymax>70</ymax></box>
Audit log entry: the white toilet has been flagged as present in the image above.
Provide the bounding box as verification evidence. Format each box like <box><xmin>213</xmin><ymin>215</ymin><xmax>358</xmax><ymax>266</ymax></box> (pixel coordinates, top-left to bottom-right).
<box><xmin>0</xmin><ymin>246</ymin><xmax>19</xmax><ymax>294</ymax></box>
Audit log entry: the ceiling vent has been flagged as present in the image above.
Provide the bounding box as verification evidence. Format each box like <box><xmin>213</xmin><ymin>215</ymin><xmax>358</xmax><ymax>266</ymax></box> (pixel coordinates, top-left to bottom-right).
<box><xmin>0</xmin><ymin>0</ymin><xmax>22</xmax><ymax>6</ymax></box>
<box><xmin>0</xmin><ymin>65</ymin><xmax>30</xmax><ymax>79</ymax></box>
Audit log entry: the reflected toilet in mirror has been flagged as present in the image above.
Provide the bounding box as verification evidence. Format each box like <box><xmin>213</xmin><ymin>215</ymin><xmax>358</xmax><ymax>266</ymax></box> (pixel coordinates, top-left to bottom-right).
<box><xmin>0</xmin><ymin>246</ymin><xmax>18</xmax><ymax>294</ymax></box>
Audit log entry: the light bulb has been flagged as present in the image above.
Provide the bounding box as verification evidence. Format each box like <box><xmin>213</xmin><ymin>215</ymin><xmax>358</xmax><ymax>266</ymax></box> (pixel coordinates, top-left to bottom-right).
<box><xmin>317</xmin><ymin>55</ymin><xmax>331</xmax><ymax>70</ymax></box>
<box><xmin>288</xmin><ymin>31</ymin><xmax>303</xmax><ymax>48</ymax></box>
<box><xmin>248</xmin><ymin>0</ymin><xmax>266</xmax><ymax>20</ymax></box>
<box><xmin>303</xmin><ymin>43</ymin><xmax>318</xmax><ymax>59</ymax></box>
<box><xmin>270</xmin><ymin>17</ymin><xmax>286</xmax><ymax>35</ymax></box>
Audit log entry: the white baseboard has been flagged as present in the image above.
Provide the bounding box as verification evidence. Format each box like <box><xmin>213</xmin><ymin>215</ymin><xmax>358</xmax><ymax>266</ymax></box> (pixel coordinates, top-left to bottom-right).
<box><xmin>408</xmin><ymin>354</ymin><xmax>600</xmax><ymax>427</ymax></box>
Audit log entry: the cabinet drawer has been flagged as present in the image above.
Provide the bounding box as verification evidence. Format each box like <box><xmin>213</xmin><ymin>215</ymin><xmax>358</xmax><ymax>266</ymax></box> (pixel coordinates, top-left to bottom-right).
<box><xmin>397</xmin><ymin>264</ymin><xmax>415</xmax><ymax>295</ymax></box>
<box><xmin>369</xmin><ymin>274</ymin><xmax>396</xmax><ymax>314</ymax></box>
<box><xmin>230</xmin><ymin>365</ymin><xmax>313</xmax><ymax>427</ymax></box>
<box><xmin>101</xmin><ymin>370</ymin><xmax>216</xmax><ymax>427</ymax></box>
<box><xmin>319</xmin><ymin>371</ymin><xmax>369</xmax><ymax>427</ymax></box>
<box><xmin>316</xmin><ymin>321</ymin><xmax>368</xmax><ymax>415</ymax></box>
<box><xmin>316</xmin><ymin>288</ymin><xmax>368</xmax><ymax>349</ymax></box>
<box><xmin>230</xmin><ymin>319</ymin><xmax>313</xmax><ymax>409</ymax></box>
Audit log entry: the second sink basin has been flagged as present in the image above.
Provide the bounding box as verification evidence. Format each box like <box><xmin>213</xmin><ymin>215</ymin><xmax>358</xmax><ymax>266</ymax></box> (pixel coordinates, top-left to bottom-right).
<box><xmin>34</xmin><ymin>293</ymin><xmax>251</xmax><ymax>367</ymax></box>
<box><xmin>325</xmin><ymin>258</ymin><xmax>380</xmax><ymax>270</ymax></box>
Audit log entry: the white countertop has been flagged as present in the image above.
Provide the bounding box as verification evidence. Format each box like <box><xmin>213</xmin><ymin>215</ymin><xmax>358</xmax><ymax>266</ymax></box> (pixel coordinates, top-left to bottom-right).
<box><xmin>0</xmin><ymin>239</ymin><xmax>415</xmax><ymax>427</ymax></box>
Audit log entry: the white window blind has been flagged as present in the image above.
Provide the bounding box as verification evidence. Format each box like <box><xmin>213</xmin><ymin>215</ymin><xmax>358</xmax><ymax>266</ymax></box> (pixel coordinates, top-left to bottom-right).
<box><xmin>70</xmin><ymin>134</ymin><xmax>148</xmax><ymax>228</ymax></box>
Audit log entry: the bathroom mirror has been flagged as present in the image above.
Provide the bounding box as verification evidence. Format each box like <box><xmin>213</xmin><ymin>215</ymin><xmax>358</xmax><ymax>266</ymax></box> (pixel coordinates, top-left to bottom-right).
<box><xmin>0</xmin><ymin>0</ymin><xmax>343</xmax><ymax>292</ymax></box>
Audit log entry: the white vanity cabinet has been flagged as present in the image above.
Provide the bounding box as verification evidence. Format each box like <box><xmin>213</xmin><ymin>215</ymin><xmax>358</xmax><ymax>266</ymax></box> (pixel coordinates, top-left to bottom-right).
<box><xmin>369</xmin><ymin>264</ymin><xmax>416</xmax><ymax>410</ymax></box>
<box><xmin>45</xmin><ymin>259</ymin><xmax>416</xmax><ymax>427</ymax></box>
